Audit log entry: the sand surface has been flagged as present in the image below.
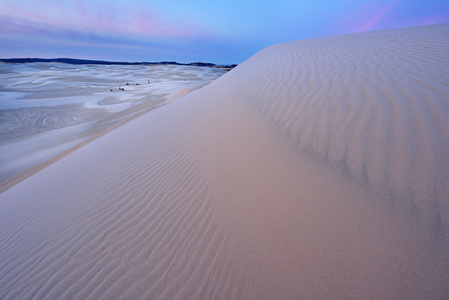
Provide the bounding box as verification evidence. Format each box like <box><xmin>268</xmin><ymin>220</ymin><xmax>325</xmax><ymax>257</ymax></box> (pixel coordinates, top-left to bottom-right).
<box><xmin>1</xmin><ymin>23</ymin><xmax>449</xmax><ymax>299</ymax></box>
<box><xmin>0</xmin><ymin>63</ymin><xmax>225</xmax><ymax>183</ymax></box>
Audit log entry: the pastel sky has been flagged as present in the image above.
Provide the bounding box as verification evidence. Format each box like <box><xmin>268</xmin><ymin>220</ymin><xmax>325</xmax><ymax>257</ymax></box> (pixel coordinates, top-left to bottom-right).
<box><xmin>1</xmin><ymin>0</ymin><xmax>448</xmax><ymax>64</ymax></box>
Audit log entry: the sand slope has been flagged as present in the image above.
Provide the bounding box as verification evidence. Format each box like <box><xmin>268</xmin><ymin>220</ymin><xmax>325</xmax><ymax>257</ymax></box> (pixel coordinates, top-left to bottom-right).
<box><xmin>1</xmin><ymin>23</ymin><xmax>449</xmax><ymax>299</ymax></box>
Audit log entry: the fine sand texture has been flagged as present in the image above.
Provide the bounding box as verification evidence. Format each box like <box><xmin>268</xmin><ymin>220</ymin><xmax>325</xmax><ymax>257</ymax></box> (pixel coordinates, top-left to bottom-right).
<box><xmin>1</xmin><ymin>23</ymin><xmax>449</xmax><ymax>299</ymax></box>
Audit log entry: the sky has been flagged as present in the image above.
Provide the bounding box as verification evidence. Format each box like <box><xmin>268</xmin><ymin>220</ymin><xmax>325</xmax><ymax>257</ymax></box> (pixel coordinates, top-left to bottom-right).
<box><xmin>1</xmin><ymin>0</ymin><xmax>448</xmax><ymax>64</ymax></box>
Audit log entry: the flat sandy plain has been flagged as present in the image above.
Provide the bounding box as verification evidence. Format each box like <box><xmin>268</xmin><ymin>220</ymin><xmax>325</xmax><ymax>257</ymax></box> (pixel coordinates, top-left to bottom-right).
<box><xmin>0</xmin><ymin>23</ymin><xmax>449</xmax><ymax>299</ymax></box>
<box><xmin>0</xmin><ymin>63</ymin><xmax>225</xmax><ymax>183</ymax></box>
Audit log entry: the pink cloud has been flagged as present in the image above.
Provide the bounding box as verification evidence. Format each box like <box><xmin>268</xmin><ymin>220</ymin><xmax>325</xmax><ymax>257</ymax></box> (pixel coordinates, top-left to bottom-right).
<box><xmin>329</xmin><ymin>0</ymin><xmax>449</xmax><ymax>36</ymax></box>
<box><xmin>0</xmin><ymin>0</ymin><xmax>206</xmax><ymax>40</ymax></box>
<box><xmin>327</xmin><ymin>0</ymin><xmax>403</xmax><ymax>34</ymax></box>
<box><xmin>354</xmin><ymin>1</ymin><xmax>399</xmax><ymax>32</ymax></box>
<box><xmin>410</xmin><ymin>12</ymin><xmax>449</xmax><ymax>26</ymax></box>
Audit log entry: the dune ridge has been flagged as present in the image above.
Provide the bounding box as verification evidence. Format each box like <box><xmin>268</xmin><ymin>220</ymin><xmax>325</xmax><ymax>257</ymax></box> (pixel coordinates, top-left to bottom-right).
<box><xmin>1</xmin><ymin>23</ymin><xmax>449</xmax><ymax>298</ymax></box>
<box><xmin>233</xmin><ymin>23</ymin><xmax>449</xmax><ymax>239</ymax></box>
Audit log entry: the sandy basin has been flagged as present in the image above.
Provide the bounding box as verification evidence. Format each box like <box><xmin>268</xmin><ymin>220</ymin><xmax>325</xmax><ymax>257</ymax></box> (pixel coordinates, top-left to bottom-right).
<box><xmin>0</xmin><ymin>63</ymin><xmax>225</xmax><ymax>183</ymax></box>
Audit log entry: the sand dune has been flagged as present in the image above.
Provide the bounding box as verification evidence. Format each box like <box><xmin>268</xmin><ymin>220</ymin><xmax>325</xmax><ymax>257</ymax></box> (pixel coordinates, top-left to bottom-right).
<box><xmin>1</xmin><ymin>23</ymin><xmax>449</xmax><ymax>299</ymax></box>
<box><xmin>233</xmin><ymin>23</ymin><xmax>449</xmax><ymax>241</ymax></box>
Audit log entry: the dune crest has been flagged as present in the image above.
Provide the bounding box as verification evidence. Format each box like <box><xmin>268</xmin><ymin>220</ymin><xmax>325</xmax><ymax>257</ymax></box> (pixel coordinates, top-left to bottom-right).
<box><xmin>1</xmin><ymin>23</ymin><xmax>449</xmax><ymax>298</ymax></box>
<box><xmin>233</xmin><ymin>23</ymin><xmax>449</xmax><ymax>239</ymax></box>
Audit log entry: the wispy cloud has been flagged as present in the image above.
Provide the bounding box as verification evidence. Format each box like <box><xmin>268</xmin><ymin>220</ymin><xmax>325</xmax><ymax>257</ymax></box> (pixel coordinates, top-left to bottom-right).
<box><xmin>328</xmin><ymin>0</ymin><xmax>449</xmax><ymax>35</ymax></box>
<box><xmin>407</xmin><ymin>11</ymin><xmax>449</xmax><ymax>27</ymax></box>
<box><xmin>353</xmin><ymin>1</ymin><xmax>399</xmax><ymax>32</ymax></box>
<box><xmin>331</xmin><ymin>0</ymin><xmax>401</xmax><ymax>33</ymax></box>
<box><xmin>0</xmin><ymin>0</ymin><xmax>207</xmax><ymax>40</ymax></box>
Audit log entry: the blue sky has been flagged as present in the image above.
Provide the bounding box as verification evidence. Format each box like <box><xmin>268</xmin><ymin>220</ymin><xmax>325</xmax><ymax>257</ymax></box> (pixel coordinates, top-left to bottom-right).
<box><xmin>1</xmin><ymin>0</ymin><xmax>448</xmax><ymax>64</ymax></box>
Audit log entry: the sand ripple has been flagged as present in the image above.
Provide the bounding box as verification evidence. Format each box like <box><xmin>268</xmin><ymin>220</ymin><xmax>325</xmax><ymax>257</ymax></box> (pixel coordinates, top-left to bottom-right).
<box><xmin>0</xmin><ymin>108</ymin><xmax>237</xmax><ymax>299</ymax></box>
<box><xmin>235</xmin><ymin>23</ymin><xmax>449</xmax><ymax>240</ymax></box>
